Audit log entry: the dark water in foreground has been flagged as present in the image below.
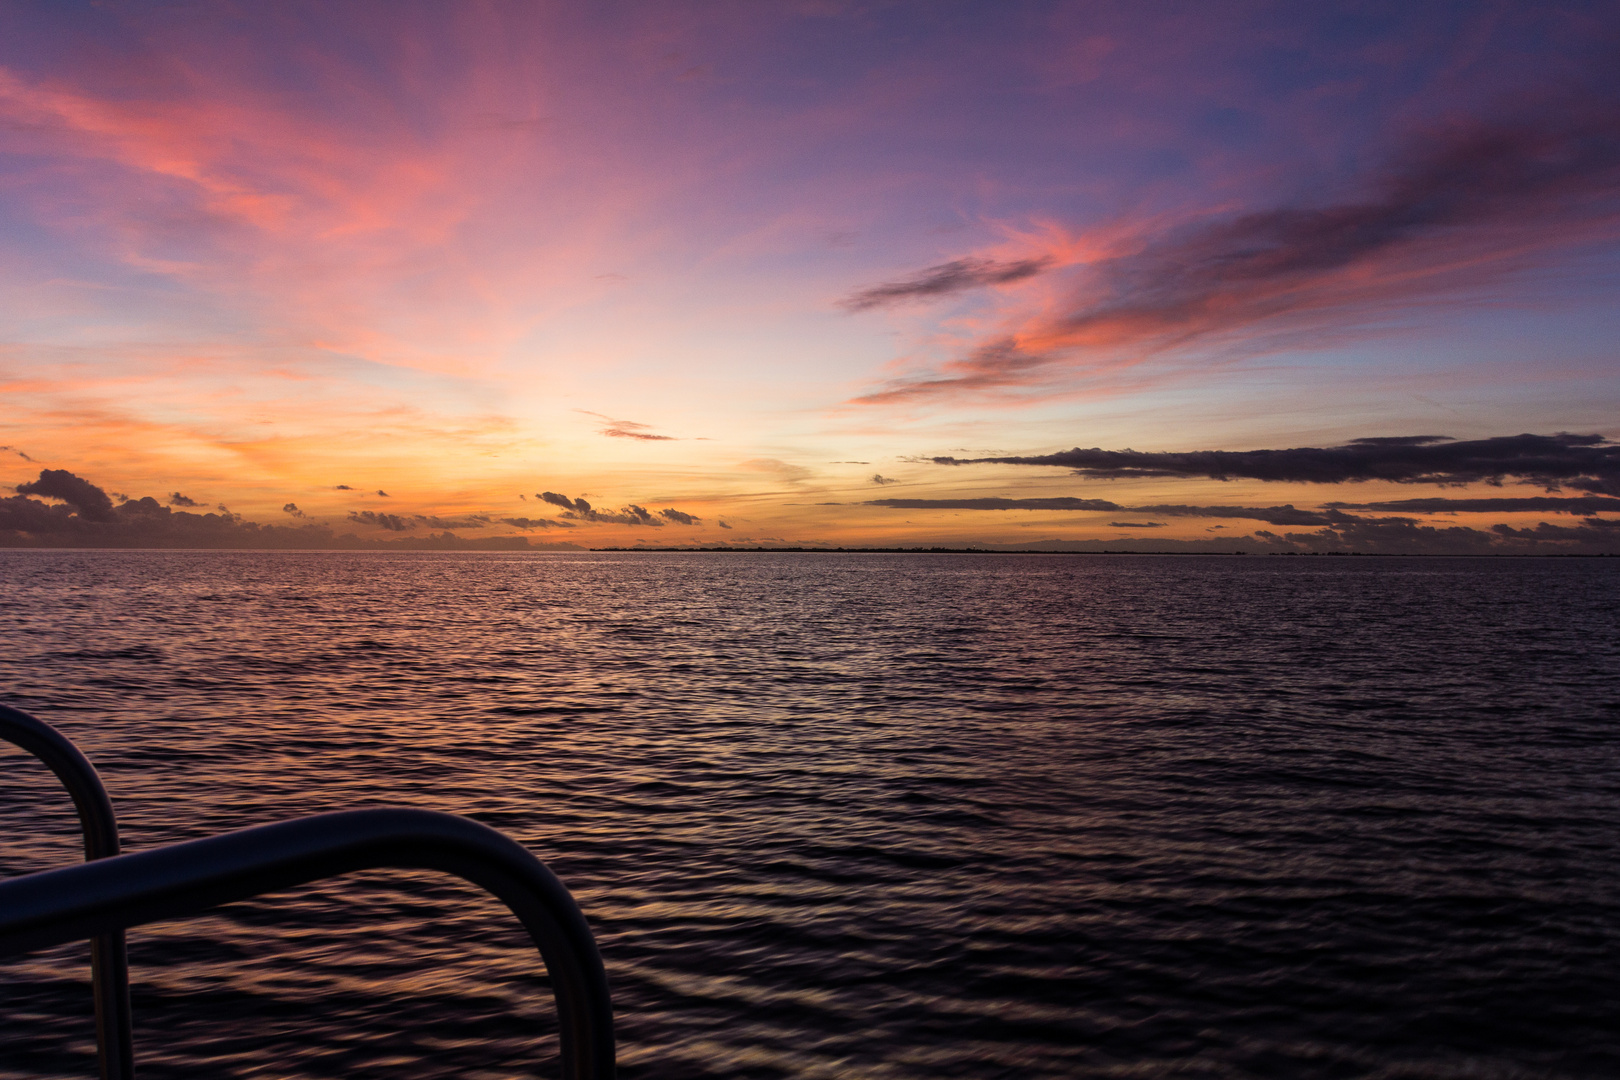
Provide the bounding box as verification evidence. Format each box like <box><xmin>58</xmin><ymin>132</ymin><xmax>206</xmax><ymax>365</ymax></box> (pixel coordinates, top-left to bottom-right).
<box><xmin>1</xmin><ymin>551</ymin><xmax>1618</xmax><ymax>1080</ymax></box>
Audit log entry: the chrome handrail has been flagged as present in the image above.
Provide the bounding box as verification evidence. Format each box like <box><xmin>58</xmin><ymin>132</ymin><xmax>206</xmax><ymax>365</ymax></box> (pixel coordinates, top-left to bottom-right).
<box><xmin>0</xmin><ymin>703</ymin><xmax>134</xmax><ymax>1080</ymax></box>
<box><xmin>0</xmin><ymin>807</ymin><xmax>615</xmax><ymax>1079</ymax></box>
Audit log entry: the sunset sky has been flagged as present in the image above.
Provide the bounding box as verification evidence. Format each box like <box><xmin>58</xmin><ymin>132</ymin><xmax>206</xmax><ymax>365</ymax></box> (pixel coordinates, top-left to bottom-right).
<box><xmin>2</xmin><ymin>1</ymin><xmax>1618</xmax><ymax>552</ymax></box>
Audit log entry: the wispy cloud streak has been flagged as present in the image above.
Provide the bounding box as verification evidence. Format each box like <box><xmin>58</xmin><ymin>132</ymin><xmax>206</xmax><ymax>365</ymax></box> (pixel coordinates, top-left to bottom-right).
<box><xmin>865</xmin><ymin>497</ymin><xmax>1331</xmax><ymax>526</ymax></box>
<box><xmin>931</xmin><ymin>434</ymin><xmax>1620</xmax><ymax>494</ymax></box>
<box><xmin>840</xmin><ymin>257</ymin><xmax>1051</xmax><ymax>311</ymax></box>
<box><xmin>1326</xmin><ymin>496</ymin><xmax>1620</xmax><ymax>514</ymax></box>
<box><xmin>578</xmin><ymin>411</ymin><xmax>677</xmax><ymax>441</ymax></box>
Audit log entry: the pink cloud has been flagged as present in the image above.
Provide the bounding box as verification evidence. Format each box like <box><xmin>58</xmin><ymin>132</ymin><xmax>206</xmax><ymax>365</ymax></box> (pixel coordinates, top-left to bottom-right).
<box><xmin>851</xmin><ymin>99</ymin><xmax>1620</xmax><ymax>406</ymax></box>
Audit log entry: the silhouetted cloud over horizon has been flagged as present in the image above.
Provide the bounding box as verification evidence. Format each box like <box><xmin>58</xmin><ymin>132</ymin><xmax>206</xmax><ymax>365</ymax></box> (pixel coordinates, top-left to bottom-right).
<box><xmin>539</xmin><ymin>491</ymin><xmax>587</xmax><ymax>512</ymax></box>
<box><xmin>1256</xmin><ymin>512</ymin><xmax>1620</xmax><ymax>555</ymax></box>
<box><xmin>1</xmin><ymin>470</ymin><xmax>578</xmax><ymax>550</ymax></box>
<box><xmin>16</xmin><ymin>469</ymin><xmax>116</xmax><ymax>521</ymax></box>
<box><xmin>865</xmin><ymin>483</ymin><xmax>1620</xmax><ymax>553</ymax></box>
<box><xmin>930</xmin><ymin>434</ymin><xmax>1620</xmax><ymax>494</ymax></box>
<box><xmin>539</xmin><ymin>490</ymin><xmax>702</xmax><ymax>527</ymax></box>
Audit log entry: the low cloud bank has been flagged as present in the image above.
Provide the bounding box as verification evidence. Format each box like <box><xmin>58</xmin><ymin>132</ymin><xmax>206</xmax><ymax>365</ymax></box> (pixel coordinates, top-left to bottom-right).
<box><xmin>863</xmin><ymin>505</ymin><xmax>1619</xmax><ymax>555</ymax></box>
<box><xmin>1254</xmin><ymin>513</ymin><xmax>1620</xmax><ymax>556</ymax></box>
<box><xmin>2</xmin><ymin>471</ymin><xmax>579</xmax><ymax>550</ymax></box>
<box><xmin>500</xmin><ymin>516</ymin><xmax>574</xmax><ymax>530</ymax></box>
<box><xmin>1325</xmin><ymin>495</ymin><xmax>1620</xmax><ymax>514</ymax></box>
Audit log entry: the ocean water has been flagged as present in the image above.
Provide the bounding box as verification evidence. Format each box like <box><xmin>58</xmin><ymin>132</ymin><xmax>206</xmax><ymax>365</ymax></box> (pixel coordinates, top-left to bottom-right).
<box><xmin>1</xmin><ymin>550</ymin><xmax>1618</xmax><ymax>1080</ymax></box>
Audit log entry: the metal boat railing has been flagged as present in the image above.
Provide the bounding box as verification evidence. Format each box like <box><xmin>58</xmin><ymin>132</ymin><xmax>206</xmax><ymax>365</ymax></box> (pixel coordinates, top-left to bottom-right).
<box><xmin>0</xmin><ymin>703</ymin><xmax>133</xmax><ymax>1080</ymax></box>
<box><xmin>0</xmin><ymin>705</ymin><xmax>615</xmax><ymax>1079</ymax></box>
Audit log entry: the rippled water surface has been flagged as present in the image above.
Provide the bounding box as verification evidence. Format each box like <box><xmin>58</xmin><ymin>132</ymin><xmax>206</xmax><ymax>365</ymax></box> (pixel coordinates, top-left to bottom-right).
<box><xmin>2</xmin><ymin>551</ymin><xmax>1618</xmax><ymax>1079</ymax></box>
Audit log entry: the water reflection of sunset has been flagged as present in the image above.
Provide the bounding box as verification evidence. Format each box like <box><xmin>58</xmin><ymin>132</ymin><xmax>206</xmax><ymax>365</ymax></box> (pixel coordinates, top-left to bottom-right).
<box><xmin>3</xmin><ymin>551</ymin><xmax>1617</xmax><ymax>1076</ymax></box>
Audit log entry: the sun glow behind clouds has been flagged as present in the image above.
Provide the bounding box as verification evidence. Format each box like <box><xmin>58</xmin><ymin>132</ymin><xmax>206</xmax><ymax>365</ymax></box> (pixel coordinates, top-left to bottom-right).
<box><xmin>1</xmin><ymin>2</ymin><xmax>1617</xmax><ymax>551</ymax></box>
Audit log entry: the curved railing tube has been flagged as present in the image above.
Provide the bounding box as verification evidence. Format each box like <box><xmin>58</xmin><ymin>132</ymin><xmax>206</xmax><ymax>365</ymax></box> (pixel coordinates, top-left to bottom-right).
<box><xmin>0</xmin><ymin>807</ymin><xmax>615</xmax><ymax>1080</ymax></box>
<box><xmin>0</xmin><ymin>703</ymin><xmax>134</xmax><ymax>1080</ymax></box>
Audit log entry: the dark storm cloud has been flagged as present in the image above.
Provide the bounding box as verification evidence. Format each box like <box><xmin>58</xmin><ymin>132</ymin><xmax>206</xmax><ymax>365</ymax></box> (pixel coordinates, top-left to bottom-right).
<box><xmin>1109</xmin><ymin>521</ymin><xmax>1164</xmax><ymax>528</ymax></box>
<box><xmin>1</xmin><ymin>446</ymin><xmax>34</xmax><ymax>462</ymax></box>
<box><xmin>1325</xmin><ymin>495</ymin><xmax>1620</xmax><ymax>514</ymax></box>
<box><xmin>377</xmin><ymin>490</ymin><xmax>390</xmax><ymax>497</ymax></box>
<box><xmin>348</xmin><ymin>510</ymin><xmax>412</xmax><ymax>531</ymax></box>
<box><xmin>840</xmin><ymin>257</ymin><xmax>1051</xmax><ymax>311</ymax></box>
<box><xmin>168</xmin><ymin>492</ymin><xmax>200</xmax><ymax>507</ymax></box>
<box><xmin>717</xmin><ymin>520</ymin><xmax>732</xmax><ymax>529</ymax></box>
<box><xmin>658</xmin><ymin>508</ymin><xmax>701</xmax><ymax>525</ymax></box>
<box><xmin>334</xmin><ymin>484</ymin><xmax>352</xmax><ymax>490</ymax></box>
<box><xmin>932</xmin><ymin>434</ymin><xmax>1620</xmax><ymax>494</ymax></box>
<box><xmin>16</xmin><ymin>468</ymin><xmax>116</xmax><ymax>521</ymax></box>
<box><xmin>282</xmin><ymin>503</ymin><xmax>304</xmax><ymax>517</ymax></box>
<box><xmin>869</xmin><ymin>474</ymin><xmax>899</xmax><ymax>485</ymax></box>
